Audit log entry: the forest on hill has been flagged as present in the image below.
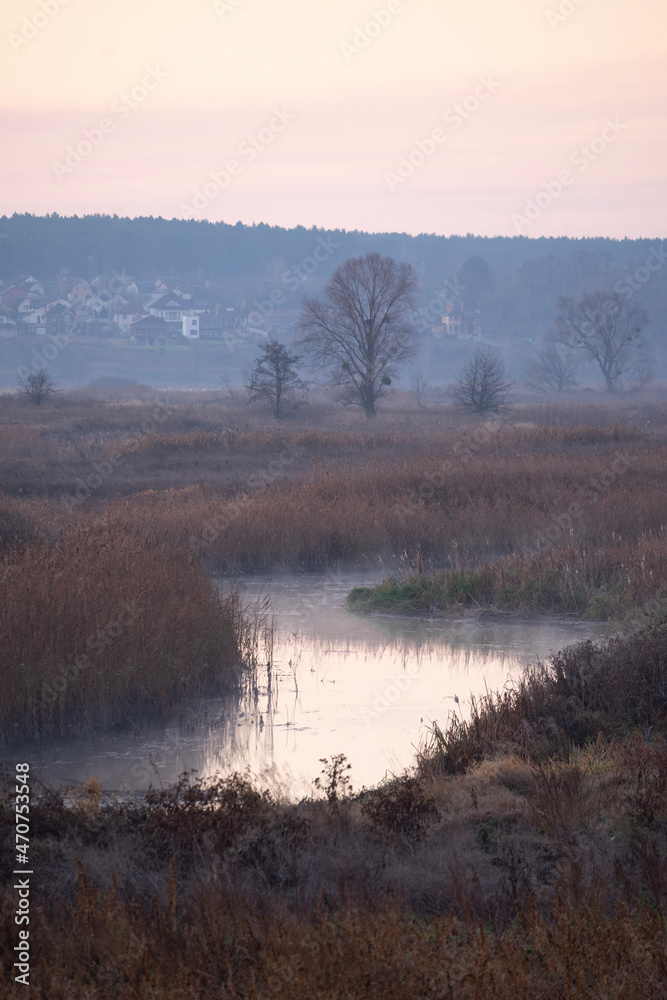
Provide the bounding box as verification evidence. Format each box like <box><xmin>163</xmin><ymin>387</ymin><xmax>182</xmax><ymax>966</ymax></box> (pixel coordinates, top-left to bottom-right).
<box><xmin>1</xmin><ymin>214</ymin><xmax>665</xmax><ymax>381</ymax></box>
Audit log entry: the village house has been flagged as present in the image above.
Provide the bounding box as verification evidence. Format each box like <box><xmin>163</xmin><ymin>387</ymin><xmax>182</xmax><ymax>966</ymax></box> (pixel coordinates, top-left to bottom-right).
<box><xmin>114</xmin><ymin>302</ymin><xmax>147</xmax><ymax>335</ymax></box>
<box><xmin>46</xmin><ymin>302</ymin><xmax>77</xmax><ymax>334</ymax></box>
<box><xmin>68</xmin><ymin>279</ymin><xmax>93</xmax><ymax>304</ymax></box>
<box><xmin>17</xmin><ymin>275</ymin><xmax>46</xmax><ymax>300</ymax></box>
<box><xmin>432</xmin><ymin>300</ymin><xmax>481</xmax><ymax>339</ymax></box>
<box><xmin>0</xmin><ymin>286</ymin><xmax>30</xmax><ymax>313</ymax></box>
<box><xmin>182</xmin><ymin>316</ymin><xmax>200</xmax><ymax>339</ymax></box>
<box><xmin>86</xmin><ymin>292</ymin><xmax>129</xmax><ymax>317</ymax></box>
<box><xmin>26</xmin><ymin>305</ymin><xmax>48</xmax><ymax>326</ymax></box>
<box><xmin>147</xmin><ymin>292</ymin><xmax>193</xmax><ymax>323</ymax></box>
<box><xmin>0</xmin><ymin>316</ymin><xmax>18</xmax><ymax>335</ymax></box>
<box><xmin>130</xmin><ymin>314</ymin><xmax>179</xmax><ymax>346</ymax></box>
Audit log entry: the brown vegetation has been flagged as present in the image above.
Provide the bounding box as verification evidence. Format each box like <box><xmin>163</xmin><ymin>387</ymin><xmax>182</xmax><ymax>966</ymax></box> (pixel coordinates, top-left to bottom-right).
<box><xmin>1</xmin><ymin>393</ymin><xmax>666</xmax><ymax>747</ymax></box>
<box><xmin>0</xmin><ymin>521</ymin><xmax>261</xmax><ymax>745</ymax></box>
<box><xmin>2</xmin><ymin>384</ymin><xmax>667</xmax><ymax>993</ymax></box>
<box><xmin>2</xmin><ymin>608</ymin><xmax>667</xmax><ymax>996</ymax></box>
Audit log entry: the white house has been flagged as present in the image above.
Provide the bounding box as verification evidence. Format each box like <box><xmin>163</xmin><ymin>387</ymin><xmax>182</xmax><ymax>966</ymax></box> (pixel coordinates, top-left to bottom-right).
<box><xmin>26</xmin><ymin>305</ymin><xmax>48</xmax><ymax>325</ymax></box>
<box><xmin>182</xmin><ymin>315</ymin><xmax>200</xmax><ymax>339</ymax></box>
<box><xmin>18</xmin><ymin>276</ymin><xmax>45</xmax><ymax>300</ymax></box>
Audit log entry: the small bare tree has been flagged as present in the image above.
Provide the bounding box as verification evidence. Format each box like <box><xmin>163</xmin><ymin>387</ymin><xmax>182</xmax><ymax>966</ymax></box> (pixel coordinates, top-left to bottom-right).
<box><xmin>554</xmin><ymin>291</ymin><xmax>647</xmax><ymax>392</ymax></box>
<box><xmin>299</xmin><ymin>252</ymin><xmax>419</xmax><ymax>417</ymax></box>
<box><xmin>449</xmin><ymin>348</ymin><xmax>512</xmax><ymax>416</ymax></box>
<box><xmin>524</xmin><ymin>343</ymin><xmax>578</xmax><ymax>393</ymax></box>
<box><xmin>17</xmin><ymin>364</ymin><xmax>59</xmax><ymax>406</ymax></box>
<box><xmin>245</xmin><ymin>339</ymin><xmax>306</xmax><ymax>419</ymax></box>
<box><xmin>409</xmin><ymin>372</ymin><xmax>431</xmax><ymax>407</ymax></box>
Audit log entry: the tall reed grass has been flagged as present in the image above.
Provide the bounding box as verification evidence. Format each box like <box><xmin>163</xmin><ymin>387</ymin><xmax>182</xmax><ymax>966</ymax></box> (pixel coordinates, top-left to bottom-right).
<box><xmin>0</xmin><ymin>521</ymin><xmax>257</xmax><ymax>745</ymax></box>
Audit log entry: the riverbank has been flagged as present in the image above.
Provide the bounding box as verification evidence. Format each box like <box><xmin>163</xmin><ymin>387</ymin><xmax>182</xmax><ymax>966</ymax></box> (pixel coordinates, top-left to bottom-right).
<box><xmin>2</xmin><ymin>392</ymin><xmax>666</xmax><ymax>743</ymax></box>
<box><xmin>2</xmin><ymin>605</ymin><xmax>666</xmax><ymax>996</ymax></box>
<box><xmin>347</xmin><ymin>531</ymin><xmax>667</xmax><ymax>620</ymax></box>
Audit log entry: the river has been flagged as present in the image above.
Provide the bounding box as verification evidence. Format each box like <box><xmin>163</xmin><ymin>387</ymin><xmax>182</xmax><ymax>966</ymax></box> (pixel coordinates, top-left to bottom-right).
<box><xmin>24</xmin><ymin>572</ymin><xmax>611</xmax><ymax>799</ymax></box>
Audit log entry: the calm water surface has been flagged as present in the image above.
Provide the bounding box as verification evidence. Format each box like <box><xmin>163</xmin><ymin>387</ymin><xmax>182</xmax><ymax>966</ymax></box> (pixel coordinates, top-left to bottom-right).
<box><xmin>22</xmin><ymin>572</ymin><xmax>611</xmax><ymax>798</ymax></box>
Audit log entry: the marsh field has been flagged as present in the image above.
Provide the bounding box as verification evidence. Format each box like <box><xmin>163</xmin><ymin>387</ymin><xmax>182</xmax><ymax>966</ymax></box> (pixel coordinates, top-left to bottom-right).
<box><xmin>2</xmin><ymin>387</ymin><xmax>667</xmax><ymax>997</ymax></box>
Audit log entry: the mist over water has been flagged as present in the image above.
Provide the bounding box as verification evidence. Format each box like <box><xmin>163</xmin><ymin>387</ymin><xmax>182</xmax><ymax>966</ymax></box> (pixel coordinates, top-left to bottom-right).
<box><xmin>25</xmin><ymin>572</ymin><xmax>611</xmax><ymax>799</ymax></box>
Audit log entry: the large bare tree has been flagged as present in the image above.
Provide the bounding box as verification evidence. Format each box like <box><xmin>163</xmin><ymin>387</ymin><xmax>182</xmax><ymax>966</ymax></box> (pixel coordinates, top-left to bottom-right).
<box><xmin>299</xmin><ymin>252</ymin><xmax>418</xmax><ymax>417</ymax></box>
<box><xmin>449</xmin><ymin>347</ymin><xmax>512</xmax><ymax>416</ymax></box>
<box><xmin>554</xmin><ymin>291</ymin><xmax>647</xmax><ymax>392</ymax></box>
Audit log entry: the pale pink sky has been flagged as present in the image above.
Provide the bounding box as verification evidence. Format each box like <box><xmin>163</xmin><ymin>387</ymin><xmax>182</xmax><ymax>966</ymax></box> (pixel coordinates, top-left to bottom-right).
<box><xmin>0</xmin><ymin>0</ymin><xmax>665</xmax><ymax>237</ymax></box>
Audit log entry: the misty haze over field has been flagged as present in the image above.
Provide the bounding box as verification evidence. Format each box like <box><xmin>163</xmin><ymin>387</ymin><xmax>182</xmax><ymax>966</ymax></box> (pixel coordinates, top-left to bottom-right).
<box><xmin>1</xmin><ymin>215</ymin><xmax>665</xmax><ymax>392</ymax></box>
<box><xmin>2</xmin><ymin>1</ymin><xmax>667</xmax><ymax>995</ymax></box>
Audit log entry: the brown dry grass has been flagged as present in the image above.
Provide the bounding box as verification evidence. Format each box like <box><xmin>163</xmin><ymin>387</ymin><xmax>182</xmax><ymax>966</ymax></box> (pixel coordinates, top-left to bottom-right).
<box><xmin>0</xmin><ymin>521</ymin><xmax>256</xmax><ymax>745</ymax></box>
<box><xmin>3</xmin><ymin>609</ymin><xmax>667</xmax><ymax>996</ymax></box>
<box><xmin>3</xmin><ymin>883</ymin><xmax>664</xmax><ymax>998</ymax></box>
<box><xmin>100</xmin><ymin>428</ymin><xmax>666</xmax><ymax>595</ymax></box>
<box><xmin>1</xmin><ymin>395</ymin><xmax>666</xmax><ymax>748</ymax></box>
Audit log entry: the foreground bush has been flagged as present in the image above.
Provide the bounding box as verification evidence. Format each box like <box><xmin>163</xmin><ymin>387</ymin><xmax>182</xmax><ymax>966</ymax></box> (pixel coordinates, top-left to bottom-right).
<box><xmin>3</xmin><ymin>611</ymin><xmax>667</xmax><ymax>995</ymax></box>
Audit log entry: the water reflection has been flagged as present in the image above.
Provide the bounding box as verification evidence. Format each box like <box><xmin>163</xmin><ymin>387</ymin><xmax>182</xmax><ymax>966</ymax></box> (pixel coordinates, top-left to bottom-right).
<box><xmin>21</xmin><ymin>572</ymin><xmax>611</xmax><ymax>798</ymax></box>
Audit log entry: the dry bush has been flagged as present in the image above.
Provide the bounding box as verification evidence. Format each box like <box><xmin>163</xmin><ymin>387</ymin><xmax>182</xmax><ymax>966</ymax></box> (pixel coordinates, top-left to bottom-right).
<box><xmin>361</xmin><ymin>776</ymin><xmax>440</xmax><ymax>844</ymax></box>
<box><xmin>525</xmin><ymin>762</ymin><xmax>618</xmax><ymax>836</ymax></box>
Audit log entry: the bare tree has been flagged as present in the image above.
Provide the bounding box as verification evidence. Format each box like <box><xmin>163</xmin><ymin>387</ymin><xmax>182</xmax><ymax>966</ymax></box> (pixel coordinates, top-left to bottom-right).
<box><xmin>299</xmin><ymin>252</ymin><xmax>419</xmax><ymax>417</ymax></box>
<box><xmin>17</xmin><ymin>364</ymin><xmax>59</xmax><ymax>406</ymax></box>
<box><xmin>409</xmin><ymin>372</ymin><xmax>431</xmax><ymax>407</ymax></box>
<box><xmin>449</xmin><ymin>348</ymin><xmax>512</xmax><ymax>416</ymax></box>
<box><xmin>219</xmin><ymin>372</ymin><xmax>236</xmax><ymax>400</ymax></box>
<box><xmin>245</xmin><ymin>339</ymin><xmax>306</xmax><ymax>419</ymax></box>
<box><xmin>524</xmin><ymin>342</ymin><xmax>578</xmax><ymax>393</ymax></box>
<box><xmin>554</xmin><ymin>291</ymin><xmax>647</xmax><ymax>392</ymax></box>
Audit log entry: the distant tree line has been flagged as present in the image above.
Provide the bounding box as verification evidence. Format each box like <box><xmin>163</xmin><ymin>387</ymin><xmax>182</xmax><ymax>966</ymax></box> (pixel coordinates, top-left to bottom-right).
<box><xmin>0</xmin><ymin>213</ymin><xmax>660</xmax><ymax>289</ymax></box>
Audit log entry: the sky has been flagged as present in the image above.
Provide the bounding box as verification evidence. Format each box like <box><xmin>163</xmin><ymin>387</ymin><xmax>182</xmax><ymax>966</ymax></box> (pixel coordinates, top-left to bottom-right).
<box><xmin>0</xmin><ymin>0</ymin><xmax>665</xmax><ymax>238</ymax></box>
